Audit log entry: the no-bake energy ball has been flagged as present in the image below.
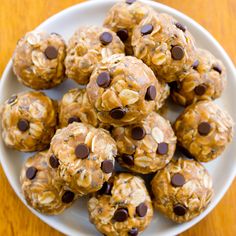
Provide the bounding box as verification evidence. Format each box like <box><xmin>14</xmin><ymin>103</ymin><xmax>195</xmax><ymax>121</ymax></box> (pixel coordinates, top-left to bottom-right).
<box><xmin>59</xmin><ymin>88</ymin><xmax>99</xmax><ymax>128</ymax></box>
<box><xmin>20</xmin><ymin>151</ymin><xmax>76</xmax><ymax>215</ymax></box>
<box><xmin>13</xmin><ymin>31</ymin><xmax>66</xmax><ymax>90</ymax></box>
<box><xmin>112</xmin><ymin>112</ymin><xmax>176</xmax><ymax>174</ymax></box>
<box><xmin>87</xmin><ymin>54</ymin><xmax>169</xmax><ymax>126</ymax></box>
<box><xmin>103</xmin><ymin>0</ymin><xmax>154</xmax><ymax>55</ymax></box>
<box><xmin>132</xmin><ymin>13</ymin><xmax>196</xmax><ymax>82</ymax></box>
<box><xmin>65</xmin><ymin>26</ymin><xmax>125</xmax><ymax>85</ymax></box>
<box><xmin>170</xmin><ymin>49</ymin><xmax>226</xmax><ymax>106</ymax></box>
<box><xmin>1</xmin><ymin>91</ymin><xmax>57</xmax><ymax>152</ymax></box>
<box><xmin>49</xmin><ymin>122</ymin><xmax>117</xmax><ymax>195</ymax></box>
<box><xmin>88</xmin><ymin>173</ymin><xmax>153</xmax><ymax>236</ymax></box>
<box><xmin>174</xmin><ymin>101</ymin><xmax>233</xmax><ymax>162</ymax></box>
<box><xmin>151</xmin><ymin>158</ymin><xmax>213</xmax><ymax>223</ymax></box>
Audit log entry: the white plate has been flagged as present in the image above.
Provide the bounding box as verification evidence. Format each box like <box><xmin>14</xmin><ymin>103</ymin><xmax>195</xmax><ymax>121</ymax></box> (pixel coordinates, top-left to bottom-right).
<box><xmin>0</xmin><ymin>0</ymin><xmax>236</xmax><ymax>235</ymax></box>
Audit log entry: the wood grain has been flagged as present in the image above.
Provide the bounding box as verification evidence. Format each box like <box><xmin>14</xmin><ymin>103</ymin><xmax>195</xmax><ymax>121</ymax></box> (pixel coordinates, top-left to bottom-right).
<box><xmin>0</xmin><ymin>0</ymin><xmax>235</xmax><ymax>235</ymax></box>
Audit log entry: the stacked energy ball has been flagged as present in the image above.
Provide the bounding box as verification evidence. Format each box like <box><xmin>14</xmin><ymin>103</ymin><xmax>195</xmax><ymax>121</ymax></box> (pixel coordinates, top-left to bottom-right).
<box><xmin>0</xmin><ymin>0</ymin><xmax>234</xmax><ymax>235</ymax></box>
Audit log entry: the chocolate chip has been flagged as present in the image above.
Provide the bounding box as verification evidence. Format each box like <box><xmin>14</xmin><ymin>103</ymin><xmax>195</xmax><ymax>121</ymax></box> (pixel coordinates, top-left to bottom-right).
<box><xmin>194</xmin><ymin>84</ymin><xmax>206</xmax><ymax>96</ymax></box>
<box><xmin>169</xmin><ymin>81</ymin><xmax>181</xmax><ymax>91</ymax></box>
<box><xmin>171</xmin><ymin>173</ymin><xmax>185</xmax><ymax>187</ymax></box>
<box><xmin>171</xmin><ymin>46</ymin><xmax>184</xmax><ymax>60</ymax></box>
<box><xmin>114</xmin><ymin>208</ymin><xmax>128</xmax><ymax>222</ymax></box>
<box><xmin>117</xmin><ymin>29</ymin><xmax>129</xmax><ymax>42</ymax></box>
<box><xmin>157</xmin><ymin>142</ymin><xmax>168</xmax><ymax>155</ymax></box>
<box><xmin>26</xmin><ymin>167</ymin><xmax>37</xmax><ymax>180</ymax></box>
<box><xmin>141</xmin><ymin>24</ymin><xmax>153</xmax><ymax>35</ymax></box>
<box><xmin>128</xmin><ymin>228</ymin><xmax>138</xmax><ymax>236</ymax></box>
<box><xmin>17</xmin><ymin>119</ymin><xmax>29</xmax><ymax>132</ymax></box>
<box><xmin>145</xmin><ymin>85</ymin><xmax>156</xmax><ymax>101</ymax></box>
<box><xmin>101</xmin><ymin>160</ymin><xmax>114</xmax><ymax>173</ymax></box>
<box><xmin>173</xmin><ymin>204</ymin><xmax>187</xmax><ymax>216</ymax></box>
<box><xmin>213</xmin><ymin>64</ymin><xmax>222</xmax><ymax>74</ymax></box>
<box><xmin>68</xmin><ymin>116</ymin><xmax>81</xmax><ymax>124</ymax></box>
<box><xmin>122</xmin><ymin>154</ymin><xmax>134</xmax><ymax>166</ymax></box>
<box><xmin>198</xmin><ymin>122</ymin><xmax>211</xmax><ymax>136</ymax></box>
<box><xmin>97</xmin><ymin>72</ymin><xmax>111</xmax><ymax>88</ymax></box>
<box><xmin>99</xmin><ymin>182</ymin><xmax>113</xmax><ymax>195</ymax></box>
<box><xmin>192</xmin><ymin>60</ymin><xmax>199</xmax><ymax>69</ymax></box>
<box><xmin>44</xmin><ymin>46</ymin><xmax>58</xmax><ymax>59</ymax></box>
<box><xmin>136</xmin><ymin>202</ymin><xmax>147</xmax><ymax>217</ymax></box>
<box><xmin>110</xmin><ymin>107</ymin><xmax>126</xmax><ymax>119</ymax></box>
<box><xmin>126</xmin><ymin>0</ymin><xmax>136</xmax><ymax>4</ymax></box>
<box><xmin>61</xmin><ymin>191</ymin><xmax>75</xmax><ymax>203</ymax></box>
<box><xmin>75</xmin><ymin>144</ymin><xmax>89</xmax><ymax>159</ymax></box>
<box><xmin>49</xmin><ymin>155</ymin><xmax>59</xmax><ymax>168</ymax></box>
<box><xmin>8</xmin><ymin>95</ymin><xmax>17</xmax><ymax>104</ymax></box>
<box><xmin>100</xmin><ymin>32</ymin><xmax>113</xmax><ymax>45</ymax></box>
<box><xmin>175</xmin><ymin>22</ymin><xmax>186</xmax><ymax>32</ymax></box>
<box><xmin>131</xmin><ymin>126</ymin><xmax>146</xmax><ymax>140</ymax></box>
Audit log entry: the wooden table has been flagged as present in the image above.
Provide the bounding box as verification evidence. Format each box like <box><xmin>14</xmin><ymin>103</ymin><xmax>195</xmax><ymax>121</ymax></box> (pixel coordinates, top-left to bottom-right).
<box><xmin>0</xmin><ymin>0</ymin><xmax>235</xmax><ymax>235</ymax></box>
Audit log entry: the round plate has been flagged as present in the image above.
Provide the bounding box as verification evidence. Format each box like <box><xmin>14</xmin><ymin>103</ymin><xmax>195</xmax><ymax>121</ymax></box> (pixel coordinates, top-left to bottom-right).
<box><xmin>0</xmin><ymin>0</ymin><xmax>235</xmax><ymax>235</ymax></box>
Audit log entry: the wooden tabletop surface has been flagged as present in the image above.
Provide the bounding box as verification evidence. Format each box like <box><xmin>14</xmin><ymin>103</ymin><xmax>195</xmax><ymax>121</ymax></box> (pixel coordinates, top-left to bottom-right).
<box><xmin>0</xmin><ymin>0</ymin><xmax>235</xmax><ymax>235</ymax></box>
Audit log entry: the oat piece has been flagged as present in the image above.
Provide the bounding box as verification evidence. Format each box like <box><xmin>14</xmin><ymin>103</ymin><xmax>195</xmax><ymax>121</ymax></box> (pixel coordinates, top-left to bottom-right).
<box><xmin>174</xmin><ymin>101</ymin><xmax>233</xmax><ymax>162</ymax></box>
<box><xmin>88</xmin><ymin>173</ymin><xmax>153</xmax><ymax>236</ymax></box>
<box><xmin>151</xmin><ymin>157</ymin><xmax>214</xmax><ymax>223</ymax></box>
<box><xmin>13</xmin><ymin>31</ymin><xmax>66</xmax><ymax>90</ymax></box>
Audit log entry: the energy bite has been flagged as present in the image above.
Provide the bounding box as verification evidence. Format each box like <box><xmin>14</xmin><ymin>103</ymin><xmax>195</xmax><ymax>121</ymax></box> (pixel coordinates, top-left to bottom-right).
<box><xmin>174</xmin><ymin>101</ymin><xmax>233</xmax><ymax>162</ymax></box>
<box><xmin>170</xmin><ymin>48</ymin><xmax>226</xmax><ymax>106</ymax></box>
<box><xmin>112</xmin><ymin>112</ymin><xmax>176</xmax><ymax>174</ymax></box>
<box><xmin>13</xmin><ymin>31</ymin><xmax>66</xmax><ymax>90</ymax></box>
<box><xmin>1</xmin><ymin>91</ymin><xmax>57</xmax><ymax>152</ymax></box>
<box><xmin>132</xmin><ymin>13</ymin><xmax>196</xmax><ymax>82</ymax></box>
<box><xmin>151</xmin><ymin>158</ymin><xmax>213</xmax><ymax>223</ymax></box>
<box><xmin>103</xmin><ymin>0</ymin><xmax>154</xmax><ymax>55</ymax></box>
<box><xmin>87</xmin><ymin>54</ymin><xmax>169</xmax><ymax>127</ymax></box>
<box><xmin>49</xmin><ymin>122</ymin><xmax>117</xmax><ymax>195</ymax></box>
<box><xmin>20</xmin><ymin>151</ymin><xmax>76</xmax><ymax>215</ymax></box>
<box><xmin>88</xmin><ymin>173</ymin><xmax>153</xmax><ymax>236</ymax></box>
<box><xmin>65</xmin><ymin>26</ymin><xmax>124</xmax><ymax>85</ymax></box>
<box><xmin>59</xmin><ymin>88</ymin><xmax>99</xmax><ymax>128</ymax></box>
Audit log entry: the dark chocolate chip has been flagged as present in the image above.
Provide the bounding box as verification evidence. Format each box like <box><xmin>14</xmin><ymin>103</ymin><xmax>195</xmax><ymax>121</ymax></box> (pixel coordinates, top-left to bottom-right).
<box><xmin>157</xmin><ymin>142</ymin><xmax>168</xmax><ymax>155</ymax></box>
<box><xmin>61</xmin><ymin>191</ymin><xmax>75</xmax><ymax>203</ymax></box>
<box><xmin>17</xmin><ymin>119</ymin><xmax>29</xmax><ymax>132</ymax></box>
<box><xmin>136</xmin><ymin>202</ymin><xmax>148</xmax><ymax>217</ymax></box>
<box><xmin>100</xmin><ymin>32</ymin><xmax>113</xmax><ymax>45</ymax></box>
<box><xmin>194</xmin><ymin>84</ymin><xmax>207</xmax><ymax>96</ymax></box>
<box><xmin>114</xmin><ymin>208</ymin><xmax>129</xmax><ymax>222</ymax></box>
<box><xmin>128</xmin><ymin>228</ymin><xmax>139</xmax><ymax>236</ymax></box>
<box><xmin>126</xmin><ymin>0</ymin><xmax>136</xmax><ymax>4</ymax></box>
<box><xmin>175</xmin><ymin>22</ymin><xmax>186</xmax><ymax>32</ymax></box>
<box><xmin>75</xmin><ymin>144</ymin><xmax>90</xmax><ymax>159</ymax></box>
<box><xmin>110</xmin><ymin>107</ymin><xmax>126</xmax><ymax>119</ymax></box>
<box><xmin>171</xmin><ymin>173</ymin><xmax>186</xmax><ymax>187</ymax></box>
<box><xmin>173</xmin><ymin>204</ymin><xmax>187</xmax><ymax>216</ymax></box>
<box><xmin>68</xmin><ymin>116</ymin><xmax>81</xmax><ymax>124</ymax></box>
<box><xmin>122</xmin><ymin>154</ymin><xmax>134</xmax><ymax>166</ymax></box>
<box><xmin>49</xmin><ymin>155</ymin><xmax>59</xmax><ymax>168</ymax></box>
<box><xmin>117</xmin><ymin>29</ymin><xmax>129</xmax><ymax>42</ymax></box>
<box><xmin>8</xmin><ymin>95</ymin><xmax>17</xmax><ymax>104</ymax></box>
<box><xmin>141</xmin><ymin>24</ymin><xmax>153</xmax><ymax>35</ymax></box>
<box><xmin>131</xmin><ymin>126</ymin><xmax>146</xmax><ymax>140</ymax></box>
<box><xmin>198</xmin><ymin>122</ymin><xmax>211</xmax><ymax>136</ymax></box>
<box><xmin>97</xmin><ymin>72</ymin><xmax>111</xmax><ymax>88</ymax></box>
<box><xmin>101</xmin><ymin>160</ymin><xmax>114</xmax><ymax>173</ymax></box>
<box><xmin>26</xmin><ymin>167</ymin><xmax>37</xmax><ymax>180</ymax></box>
<box><xmin>192</xmin><ymin>60</ymin><xmax>199</xmax><ymax>69</ymax></box>
<box><xmin>145</xmin><ymin>85</ymin><xmax>156</xmax><ymax>101</ymax></box>
<box><xmin>44</xmin><ymin>46</ymin><xmax>58</xmax><ymax>59</ymax></box>
<box><xmin>99</xmin><ymin>182</ymin><xmax>113</xmax><ymax>195</ymax></box>
<box><xmin>171</xmin><ymin>46</ymin><xmax>184</xmax><ymax>60</ymax></box>
<box><xmin>212</xmin><ymin>65</ymin><xmax>222</xmax><ymax>74</ymax></box>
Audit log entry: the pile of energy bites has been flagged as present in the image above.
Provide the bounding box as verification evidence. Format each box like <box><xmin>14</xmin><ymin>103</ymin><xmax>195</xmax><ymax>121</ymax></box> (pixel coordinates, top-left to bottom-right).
<box><xmin>0</xmin><ymin>0</ymin><xmax>234</xmax><ymax>235</ymax></box>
